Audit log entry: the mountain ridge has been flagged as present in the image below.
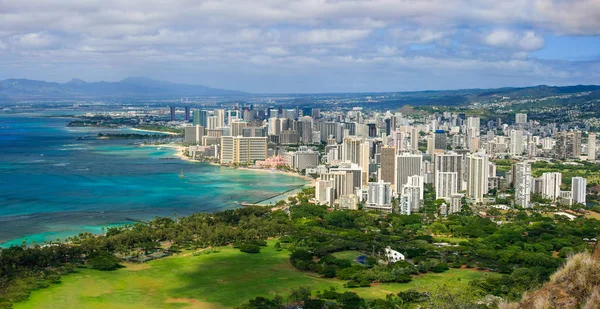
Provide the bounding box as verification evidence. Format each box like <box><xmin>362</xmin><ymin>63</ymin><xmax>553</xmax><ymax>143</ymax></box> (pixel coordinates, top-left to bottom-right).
<box><xmin>0</xmin><ymin>77</ymin><xmax>247</xmax><ymax>99</ymax></box>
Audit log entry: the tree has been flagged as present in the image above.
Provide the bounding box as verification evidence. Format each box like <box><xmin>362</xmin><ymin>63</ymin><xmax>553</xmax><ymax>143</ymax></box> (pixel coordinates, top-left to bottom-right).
<box><xmin>88</xmin><ymin>251</ymin><xmax>121</xmax><ymax>271</ymax></box>
<box><xmin>337</xmin><ymin>291</ymin><xmax>364</xmax><ymax>309</ymax></box>
<box><xmin>288</xmin><ymin>286</ymin><xmax>312</xmax><ymax>304</ymax></box>
<box><xmin>238</xmin><ymin>296</ymin><xmax>283</xmax><ymax>309</ymax></box>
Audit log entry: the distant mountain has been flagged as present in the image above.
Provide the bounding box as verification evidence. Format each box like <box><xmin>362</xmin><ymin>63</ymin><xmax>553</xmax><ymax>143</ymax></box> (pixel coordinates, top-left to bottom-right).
<box><xmin>0</xmin><ymin>77</ymin><xmax>246</xmax><ymax>100</ymax></box>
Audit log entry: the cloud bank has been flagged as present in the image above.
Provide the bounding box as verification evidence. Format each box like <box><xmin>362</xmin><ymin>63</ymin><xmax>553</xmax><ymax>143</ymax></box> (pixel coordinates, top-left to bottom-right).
<box><xmin>0</xmin><ymin>0</ymin><xmax>598</xmax><ymax>92</ymax></box>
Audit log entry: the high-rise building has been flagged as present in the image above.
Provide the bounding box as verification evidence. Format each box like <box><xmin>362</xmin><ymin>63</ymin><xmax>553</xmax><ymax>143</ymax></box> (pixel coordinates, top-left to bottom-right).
<box><xmin>515</xmin><ymin>113</ymin><xmax>528</xmax><ymax>124</ymax></box>
<box><xmin>214</xmin><ymin>109</ymin><xmax>226</xmax><ymax>128</ymax></box>
<box><xmin>379</xmin><ymin>146</ymin><xmax>396</xmax><ymax>185</ymax></box>
<box><xmin>330</xmin><ymin>164</ymin><xmax>363</xmax><ymax>192</ymax></box>
<box><xmin>434</xmin><ymin>130</ymin><xmax>447</xmax><ymax>150</ymax></box>
<box><xmin>394</xmin><ymin>153</ymin><xmax>422</xmax><ymax>193</ymax></box>
<box><xmin>588</xmin><ymin>133</ymin><xmax>596</xmax><ymax>161</ymax></box>
<box><xmin>342</xmin><ymin>137</ymin><xmax>361</xmax><ymax>164</ymax></box>
<box><xmin>199</xmin><ymin>110</ymin><xmax>209</xmax><ymax>127</ymax></box>
<box><xmin>466</xmin><ymin>153</ymin><xmax>489</xmax><ymax>203</ymax></box>
<box><xmin>514</xmin><ymin>162</ymin><xmax>532</xmax><ymax>208</ymax></box>
<box><xmin>279</xmin><ymin>130</ymin><xmax>301</xmax><ymax>145</ymax></box>
<box><xmin>192</xmin><ymin>109</ymin><xmax>202</xmax><ymax>125</ymax></box>
<box><xmin>315</xmin><ymin>179</ymin><xmax>334</xmax><ymax>206</ymax></box>
<box><xmin>398</xmin><ymin>192</ymin><xmax>412</xmax><ymax>215</ymax></box>
<box><xmin>231</xmin><ymin>121</ymin><xmax>248</xmax><ymax>137</ymax></box>
<box><xmin>184</xmin><ymin>106</ymin><xmax>191</xmax><ymax>121</ymax></box>
<box><xmin>319</xmin><ymin>171</ymin><xmax>355</xmax><ymax>202</ymax></box>
<box><xmin>268</xmin><ymin>117</ymin><xmax>281</xmax><ymax>136</ymax></box>
<box><xmin>367</xmin><ymin>123</ymin><xmax>377</xmax><ymax>137</ymax></box>
<box><xmin>541</xmin><ymin>172</ymin><xmax>562</xmax><ymax>201</ymax></box>
<box><xmin>509</xmin><ymin>129</ymin><xmax>524</xmax><ymax>155</ymax></box>
<box><xmin>297</xmin><ymin>116</ymin><xmax>313</xmax><ymax>143</ymax></box>
<box><xmin>184</xmin><ymin>125</ymin><xmax>204</xmax><ymax>145</ymax></box>
<box><xmin>402</xmin><ymin>183</ymin><xmax>422</xmax><ymax>212</ymax></box>
<box><xmin>435</xmin><ymin>171</ymin><xmax>458</xmax><ymax>200</ymax></box>
<box><xmin>572</xmin><ymin>177</ymin><xmax>587</xmax><ymax>205</ymax></box>
<box><xmin>242</xmin><ymin>126</ymin><xmax>267</xmax><ymax>137</ymax></box>
<box><xmin>319</xmin><ymin>122</ymin><xmax>343</xmax><ymax>143</ymax></box>
<box><xmin>556</xmin><ymin>131</ymin><xmax>582</xmax><ymax>159</ymax></box>
<box><xmin>366</xmin><ymin>181</ymin><xmax>393</xmax><ymax>211</ymax></box>
<box><xmin>220</xmin><ymin>136</ymin><xmax>267</xmax><ymax>164</ymax></box>
<box><xmin>291</xmin><ymin>148</ymin><xmax>320</xmax><ymax>171</ymax></box>
<box><xmin>434</xmin><ymin>152</ymin><xmax>464</xmax><ymax>192</ymax></box>
<box><xmin>169</xmin><ymin>106</ymin><xmax>176</xmax><ymax>121</ymax></box>
<box><xmin>398</xmin><ymin>126</ymin><xmax>419</xmax><ymax>150</ymax></box>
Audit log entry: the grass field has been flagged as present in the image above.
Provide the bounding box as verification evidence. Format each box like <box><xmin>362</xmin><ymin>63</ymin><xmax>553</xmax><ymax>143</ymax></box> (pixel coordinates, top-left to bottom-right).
<box><xmin>14</xmin><ymin>240</ymin><xmax>494</xmax><ymax>309</ymax></box>
<box><xmin>331</xmin><ymin>250</ymin><xmax>364</xmax><ymax>264</ymax></box>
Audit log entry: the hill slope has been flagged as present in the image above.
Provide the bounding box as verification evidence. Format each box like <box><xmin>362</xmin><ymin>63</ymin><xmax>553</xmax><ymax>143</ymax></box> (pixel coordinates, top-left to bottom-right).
<box><xmin>0</xmin><ymin>77</ymin><xmax>246</xmax><ymax>99</ymax></box>
<box><xmin>501</xmin><ymin>242</ymin><xmax>600</xmax><ymax>309</ymax></box>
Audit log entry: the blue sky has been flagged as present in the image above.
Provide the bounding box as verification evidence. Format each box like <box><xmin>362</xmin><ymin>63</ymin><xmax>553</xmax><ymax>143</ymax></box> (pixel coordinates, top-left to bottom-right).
<box><xmin>0</xmin><ymin>0</ymin><xmax>598</xmax><ymax>93</ymax></box>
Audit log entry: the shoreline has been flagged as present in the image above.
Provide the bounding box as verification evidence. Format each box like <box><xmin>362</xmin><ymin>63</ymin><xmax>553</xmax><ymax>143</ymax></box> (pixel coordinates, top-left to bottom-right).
<box><xmin>152</xmin><ymin>143</ymin><xmax>316</xmax><ymax>185</ymax></box>
<box><xmin>157</xmin><ymin>144</ymin><xmax>314</xmax><ymax>205</ymax></box>
<box><xmin>130</xmin><ymin>128</ymin><xmax>180</xmax><ymax>136</ymax></box>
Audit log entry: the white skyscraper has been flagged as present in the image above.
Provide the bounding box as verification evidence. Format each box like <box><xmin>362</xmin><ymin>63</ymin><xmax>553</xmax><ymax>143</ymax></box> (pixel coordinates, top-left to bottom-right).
<box><xmin>268</xmin><ymin>117</ymin><xmax>281</xmax><ymax>135</ymax></box>
<box><xmin>572</xmin><ymin>177</ymin><xmax>587</xmax><ymax>205</ymax></box>
<box><xmin>541</xmin><ymin>172</ymin><xmax>562</xmax><ymax>201</ymax></box>
<box><xmin>214</xmin><ymin>109</ymin><xmax>226</xmax><ymax>128</ymax></box>
<box><xmin>434</xmin><ymin>152</ymin><xmax>464</xmax><ymax>191</ymax></box>
<box><xmin>466</xmin><ymin>153</ymin><xmax>489</xmax><ymax>203</ymax></box>
<box><xmin>220</xmin><ymin>136</ymin><xmax>267</xmax><ymax>164</ymax></box>
<box><xmin>514</xmin><ymin>162</ymin><xmax>532</xmax><ymax>208</ymax></box>
<box><xmin>588</xmin><ymin>133</ymin><xmax>596</xmax><ymax>161</ymax></box>
<box><xmin>394</xmin><ymin>154</ymin><xmax>423</xmax><ymax>193</ymax></box>
<box><xmin>366</xmin><ymin>181</ymin><xmax>393</xmax><ymax>211</ymax></box>
<box><xmin>509</xmin><ymin>129</ymin><xmax>524</xmax><ymax>156</ymax></box>
<box><xmin>435</xmin><ymin>171</ymin><xmax>458</xmax><ymax>200</ymax></box>
<box><xmin>402</xmin><ymin>184</ymin><xmax>422</xmax><ymax>212</ymax></box>
<box><xmin>398</xmin><ymin>126</ymin><xmax>419</xmax><ymax>151</ymax></box>
<box><xmin>320</xmin><ymin>171</ymin><xmax>355</xmax><ymax>203</ymax></box>
<box><xmin>398</xmin><ymin>193</ymin><xmax>412</xmax><ymax>215</ymax></box>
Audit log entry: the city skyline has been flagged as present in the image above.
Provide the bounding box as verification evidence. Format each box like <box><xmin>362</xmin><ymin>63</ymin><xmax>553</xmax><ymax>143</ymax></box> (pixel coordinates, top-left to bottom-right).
<box><xmin>1</xmin><ymin>0</ymin><xmax>599</xmax><ymax>93</ymax></box>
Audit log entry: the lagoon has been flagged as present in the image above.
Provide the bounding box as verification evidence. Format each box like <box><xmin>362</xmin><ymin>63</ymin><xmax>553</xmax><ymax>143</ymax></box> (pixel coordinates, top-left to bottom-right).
<box><xmin>0</xmin><ymin>114</ymin><xmax>306</xmax><ymax>247</ymax></box>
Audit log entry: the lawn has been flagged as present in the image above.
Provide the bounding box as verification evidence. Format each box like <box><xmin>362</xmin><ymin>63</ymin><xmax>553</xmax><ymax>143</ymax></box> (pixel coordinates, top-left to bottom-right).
<box><xmin>331</xmin><ymin>250</ymin><xmax>364</xmax><ymax>264</ymax></box>
<box><xmin>14</xmin><ymin>240</ymin><xmax>494</xmax><ymax>309</ymax></box>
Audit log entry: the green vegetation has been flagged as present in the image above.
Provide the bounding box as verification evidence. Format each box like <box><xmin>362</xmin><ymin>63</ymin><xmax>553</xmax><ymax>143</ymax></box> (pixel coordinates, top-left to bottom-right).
<box><xmin>532</xmin><ymin>160</ymin><xmax>600</xmax><ymax>187</ymax></box>
<box><xmin>2</xmin><ymin>187</ymin><xmax>599</xmax><ymax>309</ymax></box>
<box><xmin>136</xmin><ymin>125</ymin><xmax>183</xmax><ymax>134</ymax></box>
<box><xmin>12</xmin><ymin>240</ymin><xmax>490</xmax><ymax>309</ymax></box>
<box><xmin>96</xmin><ymin>133</ymin><xmax>167</xmax><ymax>139</ymax></box>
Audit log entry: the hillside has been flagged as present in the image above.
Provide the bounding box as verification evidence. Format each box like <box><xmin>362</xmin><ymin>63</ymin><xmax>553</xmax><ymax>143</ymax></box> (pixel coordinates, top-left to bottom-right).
<box><xmin>0</xmin><ymin>77</ymin><xmax>246</xmax><ymax>100</ymax></box>
<box><xmin>500</xmin><ymin>242</ymin><xmax>600</xmax><ymax>309</ymax></box>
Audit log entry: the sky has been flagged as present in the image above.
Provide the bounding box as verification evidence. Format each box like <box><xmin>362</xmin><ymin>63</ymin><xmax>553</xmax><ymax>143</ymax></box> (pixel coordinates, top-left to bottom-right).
<box><xmin>0</xmin><ymin>0</ymin><xmax>599</xmax><ymax>93</ymax></box>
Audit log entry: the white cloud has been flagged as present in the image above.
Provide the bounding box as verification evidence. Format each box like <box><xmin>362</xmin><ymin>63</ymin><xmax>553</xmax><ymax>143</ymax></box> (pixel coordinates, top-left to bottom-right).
<box><xmin>292</xmin><ymin>29</ymin><xmax>371</xmax><ymax>44</ymax></box>
<box><xmin>12</xmin><ymin>32</ymin><xmax>55</xmax><ymax>48</ymax></box>
<box><xmin>265</xmin><ymin>46</ymin><xmax>288</xmax><ymax>56</ymax></box>
<box><xmin>0</xmin><ymin>0</ymin><xmax>598</xmax><ymax>91</ymax></box>
<box><xmin>378</xmin><ymin>46</ymin><xmax>398</xmax><ymax>56</ymax></box>
<box><xmin>484</xmin><ymin>29</ymin><xmax>544</xmax><ymax>51</ymax></box>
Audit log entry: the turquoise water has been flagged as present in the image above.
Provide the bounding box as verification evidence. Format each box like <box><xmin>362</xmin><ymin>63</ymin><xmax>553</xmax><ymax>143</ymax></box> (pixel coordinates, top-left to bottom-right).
<box><xmin>0</xmin><ymin>114</ymin><xmax>306</xmax><ymax>247</ymax></box>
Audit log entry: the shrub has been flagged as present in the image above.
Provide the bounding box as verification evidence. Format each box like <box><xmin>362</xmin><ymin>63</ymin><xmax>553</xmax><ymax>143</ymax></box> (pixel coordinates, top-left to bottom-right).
<box><xmin>89</xmin><ymin>251</ymin><xmax>121</xmax><ymax>271</ymax></box>
<box><xmin>432</xmin><ymin>263</ymin><xmax>450</xmax><ymax>273</ymax></box>
<box><xmin>239</xmin><ymin>244</ymin><xmax>260</xmax><ymax>253</ymax></box>
<box><xmin>291</xmin><ymin>249</ymin><xmax>313</xmax><ymax>261</ymax></box>
<box><xmin>322</xmin><ymin>266</ymin><xmax>337</xmax><ymax>278</ymax></box>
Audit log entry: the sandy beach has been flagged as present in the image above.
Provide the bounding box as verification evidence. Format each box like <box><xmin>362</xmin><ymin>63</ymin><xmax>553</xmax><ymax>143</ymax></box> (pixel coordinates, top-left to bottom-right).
<box><xmin>130</xmin><ymin>128</ymin><xmax>180</xmax><ymax>136</ymax></box>
<box><xmin>148</xmin><ymin>143</ymin><xmax>314</xmax><ymax>206</ymax></box>
<box><xmin>154</xmin><ymin>144</ymin><xmax>315</xmax><ymax>185</ymax></box>
<box><xmin>141</xmin><ymin>144</ymin><xmax>191</xmax><ymax>161</ymax></box>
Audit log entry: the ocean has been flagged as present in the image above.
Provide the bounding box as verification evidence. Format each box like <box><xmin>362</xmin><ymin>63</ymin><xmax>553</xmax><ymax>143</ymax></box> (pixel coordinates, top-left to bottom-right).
<box><xmin>0</xmin><ymin>114</ymin><xmax>306</xmax><ymax>247</ymax></box>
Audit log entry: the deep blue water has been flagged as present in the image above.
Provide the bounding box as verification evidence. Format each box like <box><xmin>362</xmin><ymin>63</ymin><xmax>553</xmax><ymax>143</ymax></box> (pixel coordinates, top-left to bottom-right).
<box><xmin>0</xmin><ymin>114</ymin><xmax>306</xmax><ymax>247</ymax></box>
